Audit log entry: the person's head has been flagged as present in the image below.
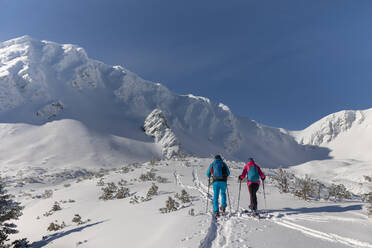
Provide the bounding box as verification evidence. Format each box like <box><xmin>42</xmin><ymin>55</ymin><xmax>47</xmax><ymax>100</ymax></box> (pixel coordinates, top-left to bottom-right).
<box><xmin>248</xmin><ymin>157</ymin><xmax>254</xmax><ymax>162</ymax></box>
<box><xmin>215</xmin><ymin>154</ymin><xmax>222</xmax><ymax>160</ymax></box>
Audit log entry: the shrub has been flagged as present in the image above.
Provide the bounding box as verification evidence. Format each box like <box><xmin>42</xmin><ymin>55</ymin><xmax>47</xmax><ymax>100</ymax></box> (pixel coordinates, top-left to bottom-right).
<box><xmin>0</xmin><ymin>182</ymin><xmax>23</xmax><ymax>247</ymax></box>
<box><xmin>129</xmin><ymin>195</ymin><xmax>145</xmax><ymax>204</ymax></box>
<box><xmin>99</xmin><ymin>182</ymin><xmax>118</xmax><ymax>200</ymax></box>
<box><xmin>64</xmin><ymin>184</ymin><xmax>71</xmax><ymax>188</ymax></box>
<box><xmin>175</xmin><ymin>189</ymin><xmax>191</xmax><ymax>203</ymax></box>
<box><xmin>52</xmin><ymin>202</ymin><xmax>62</xmax><ymax>211</ymax></box>
<box><xmin>96</xmin><ymin>178</ymin><xmax>105</xmax><ymax>186</ymax></box>
<box><xmin>139</xmin><ymin>172</ymin><xmax>156</xmax><ymax>181</ymax></box>
<box><xmin>146</xmin><ymin>183</ymin><xmax>159</xmax><ymax>199</ymax></box>
<box><xmin>327</xmin><ymin>184</ymin><xmax>351</xmax><ymax>201</ymax></box>
<box><xmin>41</xmin><ymin>189</ymin><xmax>53</xmax><ymax>199</ymax></box>
<box><xmin>188</xmin><ymin>208</ymin><xmax>195</xmax><ymax>216</ymax></box>
<box><xmin>364</xmin><ymin>176</ymin><xmax>372</xmax><ymax>182</ymax></box>
<box><xmin>293</xmin><ymin>175</ymin><xmax>315</xmax><ymax>201</ymax></box>
<box><xmin>115</xmin><ymin>187</ymin><xmax>130</xmax><ymax>199</ymax></box>
<box><xmin>99</xmin><ymin>182</ymin><xmax>130</xmax><ymax>200</ymax></box>
<box><xmin>273</xmin><ymin>168</ymin><xmax>290</xmax><ymax>193</ymax></box>
<box><xmin>118</xmin><ymin>179</ymin><xmax>127</xmax><ymax>186</ymax></box>
<box><xmin>72</xmin><ymin>214</ymin><xmax>83</xmax><ymax>225</ymax></box>
<box><xmin>12</xmin><ymin>238</ymin><xmax>29</xmax><ymax>248</ymax></box>
<box><xmin>47</xmin><ymin>221</ymin><xmax>66</xmax><ymax>232</ymax></box>
<box><xmin>156</xmin><ymin>176</ymin><xmax>168</xmax><ymax>183</ymax></box>
<box><xmin>159</xmin><ymin>197</ymin><xmax>179</xmax><ymax>213</ymax></box>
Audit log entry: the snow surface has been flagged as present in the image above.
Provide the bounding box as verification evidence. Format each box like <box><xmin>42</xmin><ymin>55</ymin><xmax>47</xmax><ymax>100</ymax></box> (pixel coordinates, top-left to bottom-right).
<box><xmin>4</xmin><ymin>157</ymin><xmax>372</xmax><ymax>248</ymax></box>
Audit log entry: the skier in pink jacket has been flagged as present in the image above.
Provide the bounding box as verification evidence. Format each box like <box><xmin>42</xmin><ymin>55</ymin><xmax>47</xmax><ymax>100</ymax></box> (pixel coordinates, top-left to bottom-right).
<box><xmin>238</xmin><ymin>158</ymin><xmax>265</xmax><ymax>213</ymax></box>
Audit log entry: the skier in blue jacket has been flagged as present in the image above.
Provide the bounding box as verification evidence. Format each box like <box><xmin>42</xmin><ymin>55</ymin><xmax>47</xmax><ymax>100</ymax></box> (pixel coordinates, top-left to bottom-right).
<box><xmin>206</xmin><ymin>155</ymin><xmax>230</xmax><ymax>217</ymax></box>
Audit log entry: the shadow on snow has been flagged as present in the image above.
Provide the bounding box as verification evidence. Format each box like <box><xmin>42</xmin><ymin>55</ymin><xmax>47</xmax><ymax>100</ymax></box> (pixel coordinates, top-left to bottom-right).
<box><xmin>268</xmin><ymin>204</ymin><xmax>363</xmax><ymax>218</ymax></box>
<box><xmin>30</xmin><ymin>220</ymin><xmax>107</xmax><ymax>248</ymax></box>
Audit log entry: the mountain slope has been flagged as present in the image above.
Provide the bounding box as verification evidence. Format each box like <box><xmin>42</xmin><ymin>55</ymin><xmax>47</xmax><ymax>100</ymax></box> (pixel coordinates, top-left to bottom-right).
<box><xmin>0</xmin><ymin>36</ymin><xmax>330</xmax><ymax>168</ymax></box>
<box><xmin>292</xmin><ymin>109</ymin><xmax>372</xmax><ymax>161</ymax></box>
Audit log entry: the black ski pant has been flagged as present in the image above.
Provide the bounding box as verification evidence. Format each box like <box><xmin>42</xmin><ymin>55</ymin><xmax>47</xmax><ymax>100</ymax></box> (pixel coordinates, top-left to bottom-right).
<box><xmin>248</xmin><ymin>183</ymin><xmax>260</xmax><ymax>211</ymax></box>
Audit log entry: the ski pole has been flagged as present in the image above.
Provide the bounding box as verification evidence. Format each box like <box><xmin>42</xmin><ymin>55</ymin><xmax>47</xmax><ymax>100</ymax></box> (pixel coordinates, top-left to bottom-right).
<box><xmin>262</xmin><ymin>180</ymin><xmax>267</xmax><ymax>210</ymax></box>
<box><xmin>206</xmin><ymin>177</ymin><xmax>211</xmax><ymax>213</ymax></box>
<box><xmin>226</xmin><ymin>182</ymin><xmax>232</xmax><ymax>214</ymax></box>
<box><xmin>237</xmin><ymin>179</ymin><xmax>242</xmax><ymax>213</ymax></box>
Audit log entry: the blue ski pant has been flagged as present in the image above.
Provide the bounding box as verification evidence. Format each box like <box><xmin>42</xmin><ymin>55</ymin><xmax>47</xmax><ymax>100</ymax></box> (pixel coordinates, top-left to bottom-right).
<box><xmin>212</xmin><ymin>181</ymin><xmax>227</xmax><ymax>212</ymax></box>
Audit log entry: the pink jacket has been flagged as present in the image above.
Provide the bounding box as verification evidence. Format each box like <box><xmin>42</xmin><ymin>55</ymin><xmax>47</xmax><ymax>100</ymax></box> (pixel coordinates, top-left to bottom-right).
<box><xmin>239</xmin><ymin>161</ymin><xmax>265</xmax><ymax>186</ymax></box>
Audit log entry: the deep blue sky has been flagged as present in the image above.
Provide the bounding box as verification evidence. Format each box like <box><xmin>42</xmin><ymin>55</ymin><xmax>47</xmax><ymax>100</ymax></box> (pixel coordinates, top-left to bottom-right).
<box><xmin>1</xmin><ymin>0</ymin><xmax>372</xmax><ymax>130</ymax></box>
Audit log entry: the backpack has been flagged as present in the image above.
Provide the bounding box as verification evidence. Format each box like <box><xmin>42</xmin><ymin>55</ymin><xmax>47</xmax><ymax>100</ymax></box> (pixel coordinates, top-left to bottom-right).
<box><xmin>212</xmin><ymin>159</ymin><xmax>228</xmax><ymax>181</ymax></box>
<box><xmin>248</xmin><ymin>164</ymin><xmax>260</xmax><ymax>182</ymax></box>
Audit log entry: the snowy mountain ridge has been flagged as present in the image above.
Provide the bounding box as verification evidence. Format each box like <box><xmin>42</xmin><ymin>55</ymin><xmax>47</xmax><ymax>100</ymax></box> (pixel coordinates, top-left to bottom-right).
<box><xmin>293</xmin><ymin>109</ymin><xmax>367</xmax><ymax>146</ymax></box>
<box><xmin>0</xmin><ymin>35</ymin><xmax>333</xmax><ymax>168</ymax></box>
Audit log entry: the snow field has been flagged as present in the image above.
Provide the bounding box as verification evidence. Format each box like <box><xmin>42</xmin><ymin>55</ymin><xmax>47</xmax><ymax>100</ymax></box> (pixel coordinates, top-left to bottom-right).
<box><xmin>7</xmin><ymin>157</ymin><xmax>372</xmax><ymax>248</ymax></box>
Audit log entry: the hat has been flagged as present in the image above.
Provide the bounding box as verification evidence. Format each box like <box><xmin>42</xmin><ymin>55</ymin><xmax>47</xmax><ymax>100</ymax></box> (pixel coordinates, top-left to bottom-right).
<box><xmin>248</xmin><ymin>157</ymin><xmax>254</xmax><ymax>162</ymax></box>
<box><xmin>215</xmin><ymin>154</ymin><xmax>222</xmax><ymax>159</ymax></box>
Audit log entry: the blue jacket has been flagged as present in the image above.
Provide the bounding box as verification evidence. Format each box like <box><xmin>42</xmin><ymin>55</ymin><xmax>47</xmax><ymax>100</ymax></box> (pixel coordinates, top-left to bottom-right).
<box><xmin>207</xmin><ymin>158</ymin><xmax>230</xmax><ymax>182</ymax></box>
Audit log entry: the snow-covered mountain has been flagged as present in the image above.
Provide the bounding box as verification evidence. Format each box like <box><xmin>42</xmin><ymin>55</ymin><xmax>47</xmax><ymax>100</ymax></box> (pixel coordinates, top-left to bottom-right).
<box><xmin>292</xmin><ymin>109</ymin><xmax>372</xmax><ymax>161</ymax></box>
<box><xmin>0</xmin><ymin>35</ymin><xmax>330</xmax><ymax>169</ymax></box>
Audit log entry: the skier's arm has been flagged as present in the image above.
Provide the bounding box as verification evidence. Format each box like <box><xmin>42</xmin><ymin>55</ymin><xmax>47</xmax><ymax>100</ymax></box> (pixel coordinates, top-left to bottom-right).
<box><xmin>206</xmin><ymin>163</ymin><xmax>213</xmax><ymax>178</ymax></box>
<box><xmin>257</xmin><ymin>165</ymin><xmax>265</xmax><ymax>180</ymax></box>
<box><xmin>224</xmin><ymin>162</ymin><xmax>230</xmax><ymax>177</ymax></box>
<box><xmin>239</xmin><ymin>165</ymin><xmax>248</xmax><ymax>180</ymax></box>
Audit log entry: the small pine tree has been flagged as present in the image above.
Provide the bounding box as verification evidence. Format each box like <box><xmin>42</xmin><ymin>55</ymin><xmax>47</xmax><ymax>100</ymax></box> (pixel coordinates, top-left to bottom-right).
<box><xmin>366</xmin><ymin>193</ymin><xmax>372</xmax><ymax>217</ymax></box>
<box><xmin>99</xmin><ymin>182</ymin><xmax>118</xmax><ymax>200</ymax></box>
<box><xmin>47</xmin><ymin>222</ymin><xmax>61</xmax><ymax>232</ymax></box>
<box><xmin>327</xmin><ymin>184</ymin><xmax>351</xmax><ymax>201</ymax></box>
<box><xmin>188</xmin><ymin>208</ymin><xmax>195</xmax><ymax>216</ymax></box>
<box><xmin>175</xmin><ymin>189</ymin><xmax>191</xmax><ymax>203</ymax></box>
<box><xmin>52</xmin><ymin>201</ymin><xmax>62</xmax><ymax>211</ymax></box>
<box><xmin>115</xmin><ymin>187</ymin><xmax>130</xmax><ymax>199</ymax></box>
<box><xmin>0</xmin><ymin>182</ymin><xmax>23</xmax><ymax>247</ymax></box>
<box><xmin>146</xmin><ymin>183</ymin><xmax>159</xmax><ymax>199</ymax></box>
<box><xmin>273</xmin><ymin>168</ymin><xmax>290</xmax><ymax>193</ymax></box>
<box><xmin>12</xmin><ymin>238</ymin><xmax>29</xmax><ymax>248</ymax></box>
<box><xmin>72</xmin><ymin>214</ymin><xmax>83</xmax><ymax>225</ymax></box>
<box><xmin>159</xmin><ymin>197</ymin><xmax>179</xmax><ymax>213</ymax></box>
<box><xmin>293</xmin><ymin>175</ymin><xmax>315</xmax><ymax>201</ymax></box>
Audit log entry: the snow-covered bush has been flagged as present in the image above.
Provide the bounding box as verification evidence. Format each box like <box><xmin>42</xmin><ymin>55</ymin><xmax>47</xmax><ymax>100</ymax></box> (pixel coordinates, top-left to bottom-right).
<box><xmin>139</xmin><ymin>172</ymin><xmax>156</xmax><ymax>181</ymax></box>
<box><xmin>41</xmin><ymin>189</ymin><xmax>53</xmax><ymax>199</ymax></box>
<box><xmin>72</xmin><ymin>214</ymin><xmax>83</xmax><ymax>225</ymax></box>
<box><xmin>327</xmin><ymin>184</ymin><xmax>351</xmax><ymax>201</ymax></box>
<box><xmin>64</xmin><ymin>183</ymin><xmax>71</xmax><ymax>188</ymax></box>
<box><xmin>129</xmin><ymin>195</ymin><xmax>146</xmax><ymax>204</ymax></box>
<box><xmin>99</xmin><ymin>182</ymin><xmax>130</xmax><ymax>200</ymax></box>
<box><xmin>0</xmin><ymin>182</ymin><xmax>23</xmax><ymax>247</ymax></box>
<box><xmin>146</xmin><ymin>183</ymin><xmax>159</xmax><ymax>199</ymax></box>
<box><xmin>96</xmin><ymin>178</ymin><xmax>105</xmax><ymax>186</ymax></box>
<box><xmin>364</xmin><ymin>176</ymin><xmax>372</xmax><ymax>182</ymax></box>
<box><xmin>175</xmin><ymin>189</ymin><xmax>191</xmax><ymax>203</ymax></box>
<box><xmin>188</xmin><ymin>208</ymin><xmax>195</xmax><ymax>216</ymax></box>
<box><xmin>272</xmin><ymin>168</ymin><xmax>290</xmax><ymax>193</ymax></box>
<box><xmin>293</xmin><ymin>175</ymin><xmax>316</xmax><ymax>201</ymax></box>
<box><xmin>11</xmin><ymin>238</ymin><xmax>29</xmax><ymax>248</ymax></box>
<box><xmin>99</xmin><ymin>182</ymin><xmax>118</xmax><ymax>200</ymax></box>
<box><xmin>52</xmin><ymin>202</ymin><xmax>62</xmax><ymax>211</ymax></box>
<box><xmin>118</xmin><ymin>179</ymin><xmax>127</xmax><ymax>186</ymax></box>
<box><xmin>47</xmin><ymin>221</ymin><xmax>66</xmax><ymax>232</ymax></box>
<box><xmin>159</xmin><ymin>197</ymin><xmax>179</xmax><ymax>213</ymax></box>
<box><xmin>115</xmin><ymin>187</ymin><xmax>130</xmax><ymax>199</ymax></box>
<box><xmin>156</xmin><ymin>176</ymin><xmax>168</xmax><ymax>183</ymax></box>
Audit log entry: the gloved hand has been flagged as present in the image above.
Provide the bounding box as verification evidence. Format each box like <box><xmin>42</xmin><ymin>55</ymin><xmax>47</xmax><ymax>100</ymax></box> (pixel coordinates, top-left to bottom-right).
<box><xmin>238</xmin><ymin>175</ymin><xmax>242</xmax><ymax>181</ymax></box>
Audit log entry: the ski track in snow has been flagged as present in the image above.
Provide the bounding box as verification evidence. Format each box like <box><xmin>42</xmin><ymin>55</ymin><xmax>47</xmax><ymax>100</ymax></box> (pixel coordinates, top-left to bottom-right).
<box><xmin>274</xmin><ymin>218</ymin><xmax>372</xmax><ymax>248</ymax></box>
<box><xmin>175</xmin><ymin>165</ymin><xmax>372</xmax><ymax>248</ymax></box>
<box><xmin>189</xmin><ymin>166</ymin><xmax>372</xmax><ymax>248</ymax></box>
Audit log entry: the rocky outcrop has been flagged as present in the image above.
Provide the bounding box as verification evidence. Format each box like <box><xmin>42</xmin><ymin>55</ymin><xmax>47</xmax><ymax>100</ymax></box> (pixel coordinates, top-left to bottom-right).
<box><xmin>143</xmin><ymin>109</ymin><xmax>181</xmax><ymax>159</ymax></box>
